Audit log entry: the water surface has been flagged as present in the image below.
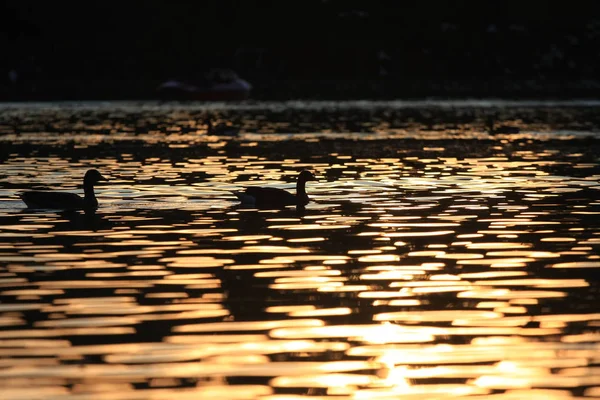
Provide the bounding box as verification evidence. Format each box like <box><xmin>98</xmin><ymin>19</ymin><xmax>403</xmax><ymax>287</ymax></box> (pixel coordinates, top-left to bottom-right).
<box><xmin>0</xmin><ymin>100</ymin><xmax>599</xmax><ymax>399</ymax></box>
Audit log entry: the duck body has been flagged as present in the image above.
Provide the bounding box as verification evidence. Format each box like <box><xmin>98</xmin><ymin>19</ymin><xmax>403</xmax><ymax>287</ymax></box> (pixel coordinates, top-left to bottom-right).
<box><xmin>236</xmin><ymin>186</ymin><xmax>306</xmax><ymax>207</ymax></box>
<box><xmin>20</xmin><ymin>169</ymin><xmax>107</xmax><ymax>210</ymax></box>
<box><xmin>21</xmin><ymin>191</ymin><xmax>91</xmax><ymax>210</ymax></box>
<box><xmin>234</xmin><ymin>170</ymin><xmax>316</xmax><ymax>208</ymax></box>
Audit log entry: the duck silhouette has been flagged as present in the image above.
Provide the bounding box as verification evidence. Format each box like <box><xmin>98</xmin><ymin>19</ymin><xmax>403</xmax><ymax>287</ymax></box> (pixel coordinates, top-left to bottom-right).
<box><xmin>20</xmin><ymin>169</ymin><xmax>108</xmax><ymax>210</ymax></box>
<box><xmin>233</xmin><ymin>170</ymin><xmax>317</xmax><ymax>208</ymax></box>
<box><xmin>205</xmin><ymin>118</ymin><xmax>240</xmax><ymax>136</ymax></box>
<box><xmin>486</xmin><ymin>114</ymin><xmax>520</xmax><ymax>135</ymax></box>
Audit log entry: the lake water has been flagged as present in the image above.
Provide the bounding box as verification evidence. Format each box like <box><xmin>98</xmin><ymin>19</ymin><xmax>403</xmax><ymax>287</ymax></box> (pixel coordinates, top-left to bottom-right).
<box><xmin>0</xmin><ymin>100</ymin><xmax>599</xmax><ymax>399</ymax></box>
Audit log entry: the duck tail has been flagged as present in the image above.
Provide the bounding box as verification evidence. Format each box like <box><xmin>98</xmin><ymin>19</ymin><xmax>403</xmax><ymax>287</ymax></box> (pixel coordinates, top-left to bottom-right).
<box><xmin>19</xmin><ymin>192</ymin><xmax>35</xmax><ymax>208</ymax></box>
<box><xmin>233</xmin><ymin>191</ymin><xmax>256</xmax><ymax>205</ymax></box>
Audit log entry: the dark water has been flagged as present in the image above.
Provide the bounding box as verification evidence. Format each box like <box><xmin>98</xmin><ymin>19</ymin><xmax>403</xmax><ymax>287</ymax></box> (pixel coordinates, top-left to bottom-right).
<box><xmin>0</xmin><ymin>100</ymin><xmax>599</xmax><ymax>399</ymax></box>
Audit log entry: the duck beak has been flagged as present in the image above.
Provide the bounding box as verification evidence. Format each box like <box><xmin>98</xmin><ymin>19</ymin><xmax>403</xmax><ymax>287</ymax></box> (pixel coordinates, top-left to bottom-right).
<box><xmin>98</xmin><ymin>174</ymin><xmax>109</xmax><ymax>182</ymax></box>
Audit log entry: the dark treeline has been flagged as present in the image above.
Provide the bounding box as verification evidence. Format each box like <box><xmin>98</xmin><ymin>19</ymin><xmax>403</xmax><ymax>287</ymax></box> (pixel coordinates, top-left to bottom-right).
<box><xmin>2</xmin><ymin>0</ymin><xmax>600</xmax><ymax>98</ymax></box>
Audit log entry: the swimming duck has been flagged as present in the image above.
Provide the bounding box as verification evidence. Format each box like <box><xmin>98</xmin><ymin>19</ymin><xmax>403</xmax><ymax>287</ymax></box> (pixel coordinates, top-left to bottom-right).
<box><xmin>234</xmin><ymin>170</ymin><xmax>317</xmax><ymax>208</ymax></box>
<box><xmin>205</xmin><ymin>118</ymin><xmax>240</xmax><ymax>136</ymax></box>
<box><xmin>485</xmin><ymin>114</ymin><xmax>520</xmax><ymax>135</ymax></box>
<box><xmin>20</xmin><ymin>169</ymin><xmax>108</xmax><ymax>210</ymax></box>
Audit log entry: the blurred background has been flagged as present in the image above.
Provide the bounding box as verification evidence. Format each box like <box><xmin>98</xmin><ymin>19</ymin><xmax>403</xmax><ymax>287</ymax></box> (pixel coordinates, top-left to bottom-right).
<box><xmin>2</xmin><ymin>0</ymin><xmax>600</xmax><ymax>101</ymax></box>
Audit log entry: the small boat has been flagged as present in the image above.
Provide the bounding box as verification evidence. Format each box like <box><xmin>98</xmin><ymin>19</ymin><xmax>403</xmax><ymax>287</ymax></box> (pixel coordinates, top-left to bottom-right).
<box><xmin>157</xmin><ymin>69</ymin><xmax>251</xmax><ymax>101</ymax></box>
<box><xmin>234</xmin><ymin>170</ymin><xmax>317</xmax><ymax>208</ymax></box>
<box><xmin>20</xmin><ymin>169</ymin><xmax>108</xmax><ymax>210</ymax></box>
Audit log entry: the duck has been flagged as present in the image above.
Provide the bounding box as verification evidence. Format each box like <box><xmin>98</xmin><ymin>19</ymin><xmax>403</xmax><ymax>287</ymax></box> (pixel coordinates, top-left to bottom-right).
<box><xmin>233</xmin><ymin>170</ymin><xmax>317</xmax><ymax>208</ymax></box>
<box><xmin>205</xmin><ymin>117</ymin><xmax>240</xmax><ymax>136</ymax></box>
<box><xmin>485</xmin><ymin>114</ymin><xmax>520</xmax><ymax>135</ymax></box>
<box><xmin>20</xmin><ymin>169</ymin><xmax>108</xmax><ymax>210</ymax></box>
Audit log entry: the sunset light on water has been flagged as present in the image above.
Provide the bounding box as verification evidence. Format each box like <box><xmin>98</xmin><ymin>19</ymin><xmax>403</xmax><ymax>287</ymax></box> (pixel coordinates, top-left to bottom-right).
<box><xmin>0</xmin><ymin>100</ymin><xmax>599</xmax><ymax>398</ymax></box>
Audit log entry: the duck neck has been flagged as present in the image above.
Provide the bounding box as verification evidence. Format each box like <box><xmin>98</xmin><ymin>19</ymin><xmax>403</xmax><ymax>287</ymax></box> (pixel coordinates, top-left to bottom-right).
<box><xmin>296</xmin><ymin>179</ymin><xmax>307</xmax><ymax>198</ymax></box>
<box><xmin>83</xmin><ymin>182</ymin><xmax>98</xmax><ymax>207</ymax></box>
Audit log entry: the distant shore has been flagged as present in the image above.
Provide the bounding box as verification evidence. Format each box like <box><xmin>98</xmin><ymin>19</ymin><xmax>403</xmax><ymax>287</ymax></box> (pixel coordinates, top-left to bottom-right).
<box><xmin>2</xmin><ymin>78</ymin><xmax>600</xmax><ymax>102</ymax></box>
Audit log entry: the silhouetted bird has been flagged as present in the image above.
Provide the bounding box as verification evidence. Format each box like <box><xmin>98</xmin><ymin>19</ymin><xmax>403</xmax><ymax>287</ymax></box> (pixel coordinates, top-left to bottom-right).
<box><xmin>205</xmin><ymin>118</ymin><xmax>240</xmax><ymax>136</ymax></box>
<box><xmin>20</xmin><ymin>169</ymin><xmax>108</xmax><ymax>210</ymax></box>
<box><xmin>233</xmin><ymin>170</ymin><xmax>317</xmax><ymax>208</ymax></box>
<box><xmin>486</xmin><ymin>115</ymin><xmax>520</xmax><ymax>134</ymax></box>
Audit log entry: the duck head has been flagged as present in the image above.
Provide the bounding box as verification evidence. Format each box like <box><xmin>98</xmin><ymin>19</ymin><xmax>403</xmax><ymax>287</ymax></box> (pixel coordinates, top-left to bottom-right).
<box><xmin>298</xmin><ymin>170</ymin><xmax>317</xmax><ymax>182</ymax></box>
<box><xmin>84</xmin><ymin>169</ymin><xmax>108</xmax><ymax>185</ymax></box>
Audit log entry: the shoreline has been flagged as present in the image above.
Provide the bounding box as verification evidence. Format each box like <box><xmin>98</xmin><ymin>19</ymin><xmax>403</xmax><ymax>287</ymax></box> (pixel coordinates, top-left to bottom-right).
<box><xmin>2</xmin><ymin>78</ymin><xmax>600</xmax><ymax>102</ymax></box>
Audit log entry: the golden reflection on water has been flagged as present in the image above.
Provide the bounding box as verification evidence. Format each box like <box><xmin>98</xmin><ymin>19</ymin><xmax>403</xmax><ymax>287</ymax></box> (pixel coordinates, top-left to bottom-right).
<box><xmin>0</xmin><ymin>102</ymin><xmax>599</xmax><ymax>398</ymax></box>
